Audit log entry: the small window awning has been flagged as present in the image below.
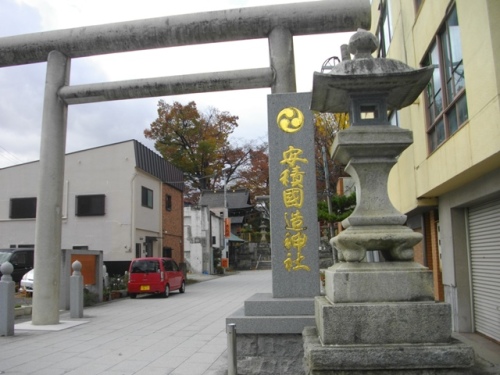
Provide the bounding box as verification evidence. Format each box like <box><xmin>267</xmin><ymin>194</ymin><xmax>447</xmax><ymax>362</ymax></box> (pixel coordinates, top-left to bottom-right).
<box><xmin>228</xmin><ymin>233</ymin><xmax>245</xmax><ymax>242</ymax></box>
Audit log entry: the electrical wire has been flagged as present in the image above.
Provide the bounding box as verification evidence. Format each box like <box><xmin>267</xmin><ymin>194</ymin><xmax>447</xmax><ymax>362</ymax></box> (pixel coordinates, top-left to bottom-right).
<box><xmin>0</xmin><ymin>143</ymin><xmax>25</xmax><ymax>166</ymax></box>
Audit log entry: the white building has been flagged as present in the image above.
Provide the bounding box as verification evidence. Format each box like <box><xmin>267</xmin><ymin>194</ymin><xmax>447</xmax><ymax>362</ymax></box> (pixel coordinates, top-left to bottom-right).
<box><xmin>184</xmin><ymin>205</ymin><xmax>223</xmax><ymax>274</ymax></box>
<box><xmin>0</xmin><ymin>140</ymin><xmax>184</xmax><ymax>275</ymax></box>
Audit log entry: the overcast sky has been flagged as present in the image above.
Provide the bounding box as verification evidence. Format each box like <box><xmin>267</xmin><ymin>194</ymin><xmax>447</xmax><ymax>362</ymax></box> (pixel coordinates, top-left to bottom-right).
<box><xmin>0</xmin><ymin>0</ymin><xmax>354</xmax><ymax>168</ymax></box>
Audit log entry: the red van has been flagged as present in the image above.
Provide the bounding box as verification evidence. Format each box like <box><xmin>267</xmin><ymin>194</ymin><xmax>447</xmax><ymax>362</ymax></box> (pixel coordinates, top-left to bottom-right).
<box><xmin>127</xmin><ymin>257</ymin><xmax>185</xmax><ymax>298</ymax></box>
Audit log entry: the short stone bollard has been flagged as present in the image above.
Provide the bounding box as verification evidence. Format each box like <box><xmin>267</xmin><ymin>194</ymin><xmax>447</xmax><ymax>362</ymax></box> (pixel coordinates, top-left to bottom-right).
<box><xmin>70</xmin><ymin>260</ymin><xmax>84</xmax><ymax>318</ymax></box>
<box><xmin>227</xmin><ymin>323</ymin><xmax>237</xmax><ymax>375</ymax></box>
<box><xmin>0</xmin><ymin>262</ymin><xmax>15</xmax><ymax>336</ymax></box>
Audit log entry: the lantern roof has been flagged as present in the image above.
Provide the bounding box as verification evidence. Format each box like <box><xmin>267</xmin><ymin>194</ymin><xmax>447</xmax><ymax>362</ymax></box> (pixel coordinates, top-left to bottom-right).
<box><xmin>310</xmin><ymin>29</ymin><xmax>434</xmax><ymax>113</ymax></box>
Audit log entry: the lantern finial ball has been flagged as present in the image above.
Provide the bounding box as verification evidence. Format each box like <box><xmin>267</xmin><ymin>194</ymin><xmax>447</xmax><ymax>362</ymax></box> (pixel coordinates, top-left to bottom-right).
<box><xmin>348</xmin><ymin>29</ymin><xmax>379</xmax><ymax>59</ymax></box>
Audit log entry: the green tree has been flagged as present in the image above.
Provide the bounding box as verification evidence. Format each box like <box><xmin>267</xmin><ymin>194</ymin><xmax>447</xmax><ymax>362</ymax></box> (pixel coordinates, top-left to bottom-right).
<box><xmin>314</xmin><ymin>111</ymin><xmax>350</xmax><ymax>200</ymax></box>
<box><xmin>317</xmin><ymin>192</ymin><xmax>356</xmax><ymax>223</ymax></box>
<box><xmin>314</xmin><ymin>112</ymin><xmax>352</xmax><ymax>227</ymax></box>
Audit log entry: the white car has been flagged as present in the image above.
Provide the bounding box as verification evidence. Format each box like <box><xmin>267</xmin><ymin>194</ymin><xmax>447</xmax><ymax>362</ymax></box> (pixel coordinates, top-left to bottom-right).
<box><xmin>20</xmin><ymin>269</ymin><xmax>34</xmax><ymax>293</ymax></box>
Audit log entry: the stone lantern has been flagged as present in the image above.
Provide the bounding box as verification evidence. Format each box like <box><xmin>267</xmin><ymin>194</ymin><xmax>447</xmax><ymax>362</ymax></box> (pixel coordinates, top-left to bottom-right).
<box><xmin>303</xmin><ymin>29</ymin><xmax>474</xmax><ymax>374</ymax></box>
<box><xmin>311</xmin><ymin>29</ymin><xmax>433</xmax><ymax>263</ymax></box>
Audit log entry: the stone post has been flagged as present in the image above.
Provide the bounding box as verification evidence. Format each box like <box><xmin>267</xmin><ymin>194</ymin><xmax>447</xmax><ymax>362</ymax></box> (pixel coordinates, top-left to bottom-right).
<box><xmin>268</xmin><ymin>92</ymin><xmax>320</xmax><ymax>299</ymax></box>
<box><xmin>32</xmin><ymin>50</ymin><xmax>71</xmax><ymax>325</ymax></box>
<box><xmin>70</xmin><ymin>261</ymin><xmax>84</xmax><ymax>319</ymax></box>
<box><xmin>0</xmin><ymin>262</ymin><xmax>15</xmax><ymax>336</ymax></box>
<box><xmin>226</xmin><ymin>93</ymin><xmax>320</xmax><ymax>374</ymax></box>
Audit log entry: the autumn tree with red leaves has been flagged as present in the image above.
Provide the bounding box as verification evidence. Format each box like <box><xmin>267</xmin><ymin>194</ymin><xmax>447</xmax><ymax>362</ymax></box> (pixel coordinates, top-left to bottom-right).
<box><xmin>144</xmin><ymin>100</ymin><xmax>238</xmax><ymax>192</ymax></box>
<box><xmin>144</xmin><ymin>100</ymin><xmax>268</xmax><ymax>203</ymax></box>
<box><xmin>231</xmin><ymin>143</ymin><xmax>269</xmax><ymax>203</ymax></box>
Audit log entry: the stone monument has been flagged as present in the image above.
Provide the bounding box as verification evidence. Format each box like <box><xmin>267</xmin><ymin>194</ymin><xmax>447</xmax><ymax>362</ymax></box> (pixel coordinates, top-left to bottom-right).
<box><xmin>304</xmin><ymin>29</ymin><xmax>474</xmax><ymax>374</ymax></box>
<box><xmin>226</xmin><ymin>92</ymin><xmax>320</xmax><ymax>374</ymax></box>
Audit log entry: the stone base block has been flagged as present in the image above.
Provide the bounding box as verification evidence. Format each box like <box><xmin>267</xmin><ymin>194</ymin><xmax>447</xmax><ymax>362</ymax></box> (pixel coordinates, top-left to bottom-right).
<box><xmin>244</xmin><ymin>293</ymin><xmax>315</xmax><ymax>316</ymax></box>
<box><xmin>237</xmin><ymin>334</ymin><xmax>305</xmax><ymax>375</ymax></box>
<box><xmin>303</xmin><ymin>327</ymin><xmax>475</xmax><ymax>374</ymax></box>
<box><xmin>315</xmin><ymin>296</ymin><xmax>451</xmax><ymax>345</ymax></box>
<box><xmin>227</xmin><ymin>306</ymin><xmax>315</xmax><ymax>334</ymax></box>
<box><xmin>325</xmin><ymin>261</ymin><xmax>434</xmax><ymax>303</ymax></box>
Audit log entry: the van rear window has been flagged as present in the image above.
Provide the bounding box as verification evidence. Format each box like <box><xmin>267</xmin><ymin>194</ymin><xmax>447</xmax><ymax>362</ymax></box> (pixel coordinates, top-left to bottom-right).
<box><xmin>131</xmin><ymin>260</ymin><xmax>159</xmax><ymax>273</ymax></box>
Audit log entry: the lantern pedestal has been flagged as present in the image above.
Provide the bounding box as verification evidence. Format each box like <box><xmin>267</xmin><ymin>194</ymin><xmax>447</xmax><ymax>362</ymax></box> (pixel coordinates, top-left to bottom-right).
<box><xmin>303</xmin><ymin>125</ymin><xmax>474</xmax><ymax>373</ymax></box>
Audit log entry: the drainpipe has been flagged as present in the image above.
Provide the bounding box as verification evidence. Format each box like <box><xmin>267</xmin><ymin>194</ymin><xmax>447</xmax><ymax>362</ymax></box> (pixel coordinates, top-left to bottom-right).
<box><xmin>130</xmin><ymin>173</ymin><xmax>137</xmax><ymax>257</ymax></box>
<box><xmin>208</xmin><ymin>210</ymin><xmax>214</xmax><ymax>275</ymax></box>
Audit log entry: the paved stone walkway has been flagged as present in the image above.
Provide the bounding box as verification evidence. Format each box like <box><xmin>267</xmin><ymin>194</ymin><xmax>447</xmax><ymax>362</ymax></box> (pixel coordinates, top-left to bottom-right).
<box><xmin>1</xmin><ymin>270</ymin><xmax>272</xmax><ymax>375</ymax></box>
<box><xmin>2</xmin><ymin>269</ymin><xmax>499</xmax><ymax>374</ymax></box>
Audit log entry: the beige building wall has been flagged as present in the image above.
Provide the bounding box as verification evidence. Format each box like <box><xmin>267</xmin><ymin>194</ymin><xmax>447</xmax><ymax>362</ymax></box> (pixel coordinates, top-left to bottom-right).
<box><xmin>369</xmin><ymin>0</ymin><xmax>500</xmax><ymax>339</ymax></box>
<box><xmin>372</xmin><ymin>0</ymin><xmax>500</xmax><ymax>214</ymax></box>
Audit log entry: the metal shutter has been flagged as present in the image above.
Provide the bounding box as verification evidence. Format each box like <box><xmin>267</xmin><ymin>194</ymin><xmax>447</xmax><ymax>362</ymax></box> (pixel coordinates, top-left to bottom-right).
<box><xmin>468</xmin><ymin>198</ymin><xmax>500</xmax><ymax>342</ymax></box>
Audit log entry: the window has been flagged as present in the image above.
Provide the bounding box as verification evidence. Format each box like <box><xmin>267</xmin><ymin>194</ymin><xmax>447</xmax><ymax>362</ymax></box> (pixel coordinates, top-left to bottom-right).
<box><xmin>72</xmin><ymin>246</ymin><xmax>89</xmax><ymax>250</ymax></box>
<box><xmin>76</xmin><ymin>194</ymin><xmax>105</xmax><ymax>216</ymax></box>
<box><xmin>163</xmin><ymin>259</ymin><xmax>179</xmax><ymax>272</ymax></box>
<box><xmin>142</xmin><ymin>187</ymin><xmax>153</xmax><ymax>208</ymax></box>
<box><xmin>10</xmin><ymin>252</ymin><xmax>28</xmax><ymax>267</ymax></box>
<box><xmin>377</xmin><ymin>0</ymin><xmax>393</xmax><ymax>57</ymax></box>
<box><xmin>131</xmin><ymin>259</ymin><xmax>159</xmax><ymax>273</ymax></box>
<box><xmin>10</xmin><ymin>197</ymin><xmax>36</xmax><ymax>219</ymax></box>
<box><xmin>165</xmin><ymin>194</ymin><xmax>172</xmax><ymax>211</ymax></box>
<box><xmin>424</xmin><ymin>6</ymin><xmax>468</xmax><ymax>152</ymax></box>
<box><xmin>162</xmin><ymin>247</ymin><xmax>172</xmax><ymax>258</ymax></box>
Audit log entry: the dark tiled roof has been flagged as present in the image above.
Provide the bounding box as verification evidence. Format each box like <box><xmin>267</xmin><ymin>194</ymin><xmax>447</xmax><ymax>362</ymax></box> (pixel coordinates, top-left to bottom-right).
<box><xmin>200</xmin><ymin>189</ymin><xmax>252</xmax><ymax>210</ymax></box>
<box><xmin>133</xmin><ymin>140</ymin><xmax>184</xmax><ymax>192</ymax></box>
<box><xmin>230</xmin><ymin>216</ymin><xmax>244</xmax><ymax>224</ymax></box>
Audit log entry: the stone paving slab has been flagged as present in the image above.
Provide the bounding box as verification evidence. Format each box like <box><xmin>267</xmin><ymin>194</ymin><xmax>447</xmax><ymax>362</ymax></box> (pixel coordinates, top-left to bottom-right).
<box><xmin>1</xmin><ymin>270</ymin><xmax>271</xmax><ymax>375</ymax></box>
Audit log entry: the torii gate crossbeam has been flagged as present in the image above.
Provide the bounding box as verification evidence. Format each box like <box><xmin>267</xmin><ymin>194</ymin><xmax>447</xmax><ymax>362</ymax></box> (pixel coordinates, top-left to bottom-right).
<box><xmin>0</xmin><ymin>1</ymin><xmax>369</xmax><ymax>67</ymax></box>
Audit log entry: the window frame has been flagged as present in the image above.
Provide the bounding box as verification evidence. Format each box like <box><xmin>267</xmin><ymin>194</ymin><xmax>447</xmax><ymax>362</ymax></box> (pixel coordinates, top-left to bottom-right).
<box><xmin>75</xmin><ymin>194</ymin><xmax>106</xmax><ymax>216</ymax></box>
<box><xmin>9</xmin><ymin>197</ymin><xmax>37</xmax><ymax>219</ymax></box>
<box><xmin>142</xmin><ymin>186</ymin><xmax>154</xmax><ymax>209</ymax></box>
<box><xmin>377</xmin><ymin>0</ymin><xmax>393</xmax><ymax>58</ymax></box>
<box><xmin>423</xmin><ymin>5</ymin><xmax>468</xmax><ymax>153</ymax></box>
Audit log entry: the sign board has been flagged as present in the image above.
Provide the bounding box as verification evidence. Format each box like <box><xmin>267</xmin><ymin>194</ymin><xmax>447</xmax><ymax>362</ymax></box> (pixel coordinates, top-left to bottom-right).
<box><xmin>71</xmin><ymin>254</ymin><xmax>97</xmax><ymax>284</ymax></box>
<box><xmin>224</xmin><ymin>218</ymin><xmax>231</xmax><ymax>238</ymax></box>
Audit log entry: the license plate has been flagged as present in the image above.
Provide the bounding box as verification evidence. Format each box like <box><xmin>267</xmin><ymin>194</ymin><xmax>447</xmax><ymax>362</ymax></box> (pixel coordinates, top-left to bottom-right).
<box><xmin>140</xmin><ymin>285</ymin><xmax>150</xmax><ymax>291</ymax></box>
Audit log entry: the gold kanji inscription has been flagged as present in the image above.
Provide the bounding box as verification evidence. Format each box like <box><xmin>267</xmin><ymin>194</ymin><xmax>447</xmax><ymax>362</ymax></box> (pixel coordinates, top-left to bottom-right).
<box><xmin>280</xmin><ymin>146</ymin><xmax>308</xmax><ymax>168</ymax></box>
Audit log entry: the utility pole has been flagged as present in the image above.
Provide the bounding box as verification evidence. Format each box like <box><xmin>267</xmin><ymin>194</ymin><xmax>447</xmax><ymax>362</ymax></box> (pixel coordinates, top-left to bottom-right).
<box><xmin>322</xmin><ymin>145</ymin><xmax>338</xmax><ymax>263</ymax></box>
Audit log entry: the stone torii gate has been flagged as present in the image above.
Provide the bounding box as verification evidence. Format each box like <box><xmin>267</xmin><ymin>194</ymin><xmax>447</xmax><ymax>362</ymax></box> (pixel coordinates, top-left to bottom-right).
<box><xmin>0</xmin><ymin>0</ymin><xmax>370</xmax><ymax>325</ymax></box>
